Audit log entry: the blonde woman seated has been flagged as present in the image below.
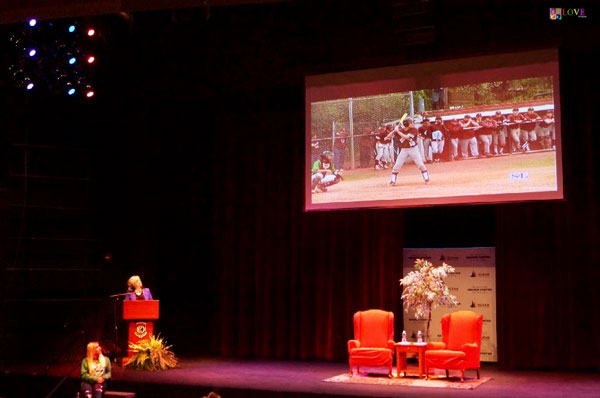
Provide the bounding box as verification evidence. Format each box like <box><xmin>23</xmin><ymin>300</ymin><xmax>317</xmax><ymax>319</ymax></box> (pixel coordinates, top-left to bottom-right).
<box><xmin>81</xmin><ymin>342</ymin><xmax>111</xmax><ymax>398</ymax></box>
<box><xmin>125</xmin><ymin>275</ymin><xmax>153</xmax><ymax>301</ymax></box>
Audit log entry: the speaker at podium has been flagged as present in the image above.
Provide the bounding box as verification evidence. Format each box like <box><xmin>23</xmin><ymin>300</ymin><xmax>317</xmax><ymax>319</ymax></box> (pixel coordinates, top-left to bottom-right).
<box><xmin>122</xmin><ymin>300</ymin><xmax>159</xmax><ymax>365</ymax></box>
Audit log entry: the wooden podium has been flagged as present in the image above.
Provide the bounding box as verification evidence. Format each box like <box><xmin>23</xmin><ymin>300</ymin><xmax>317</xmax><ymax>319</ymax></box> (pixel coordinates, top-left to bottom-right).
<box><xmin>123</xmin><ymin>300</ymin><xmax>159</xmax><ymax>364</ymax></box>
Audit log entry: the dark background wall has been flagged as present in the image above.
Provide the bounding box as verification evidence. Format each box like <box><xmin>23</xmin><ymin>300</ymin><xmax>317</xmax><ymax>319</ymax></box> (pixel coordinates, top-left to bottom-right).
<box><xmin>0</xmin><ymin>0</ymin><xmax>599</xmax><ymax>371</ymax></box>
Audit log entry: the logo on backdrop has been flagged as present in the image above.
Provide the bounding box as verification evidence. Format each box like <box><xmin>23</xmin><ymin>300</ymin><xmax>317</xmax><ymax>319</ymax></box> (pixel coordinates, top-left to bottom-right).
<box><xmin>403</xmin><ymin>247</ymin><xmax>497</xmax><ymax>362</ymax></box>
<box><xmin>408</xmin><ymin>255</ymin><xmax>432</xmax><ymax>260</ymax></box>
<box><xmin>135</xmin><ymin>322</ymin><xmax>147</xmax><ymax>338</ymax></box>
<box><xmin>470</xmin><ymin>300</ymin><xmax>491</xmax><ymax>308</ymax></box>
<box><xmin>441</xmin><ymin>255</ymin><xmax>459</xmax><ymax>261</ymax></box>
<box><xmin>467</xmin><ymin>286</ymin><xmax>493</xmax><ymax>293</ymax></box>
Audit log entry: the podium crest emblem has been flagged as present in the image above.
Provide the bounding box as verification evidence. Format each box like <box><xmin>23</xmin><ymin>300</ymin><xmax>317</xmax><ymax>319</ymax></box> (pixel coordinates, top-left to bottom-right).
<box><xmin>135</xmin><ymin>322</ymin><xmax>148</xmax><ymax>338</ymax></box>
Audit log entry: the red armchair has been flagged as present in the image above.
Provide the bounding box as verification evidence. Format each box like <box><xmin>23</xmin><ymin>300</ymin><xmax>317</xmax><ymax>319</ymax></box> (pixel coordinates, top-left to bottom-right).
<box><xmin>424</xmin><ymin>310</ymin><xmax>483</xmax><ymax>381</ymax></box>
<box><xmin>347</xmin><ymin>309</ymin><xmax>395</xmax><ymax>377</ymax></box>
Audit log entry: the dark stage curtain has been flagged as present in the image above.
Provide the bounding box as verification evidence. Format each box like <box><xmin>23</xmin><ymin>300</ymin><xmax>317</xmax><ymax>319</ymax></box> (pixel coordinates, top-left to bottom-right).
<box><xmin>207</xmin><ymin>111</ymin><xmax>406</xmax><ymax>360</ymax></box>
<box><xmin>4</xmin><ymin>0</ymin><xmax>599</xmax><ymax>373</ymax></box>
<box><xmin>202</xmin><ymin>53</ymin><xmax>600</xmax><ymax>370</ymax></box>
<box><xmin>151</xmin><ymin>2</ymin><xmax>600</xmax><ymax>370</ymax></box>
<box><xmin>495</xmin><ymin>51</ymin><xmax>600</xmax><ymax>369</ymax></box>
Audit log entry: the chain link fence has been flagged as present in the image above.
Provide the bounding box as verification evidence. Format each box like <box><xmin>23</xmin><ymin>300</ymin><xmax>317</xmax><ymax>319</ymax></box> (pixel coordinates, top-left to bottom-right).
<box><xmin>310</xmin><ymin>93</ymin><xmax>412</xmax><ymax>169</ymax></box>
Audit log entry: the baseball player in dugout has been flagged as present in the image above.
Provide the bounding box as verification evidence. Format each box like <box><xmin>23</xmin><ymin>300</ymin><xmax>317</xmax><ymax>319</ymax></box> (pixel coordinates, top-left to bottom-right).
<box><xmin>521</xmin><ymin>107</ymin><xmax>542</xmax><ymax>151</ymax></box>
<box><xmin>374</xmin><ymin>124</ymin><xmax>392</xmax><ymax>170</ymax></box>
<box><xmin>386</xmin><ymin>118</ymin><xmax>430</xmax><ymax>186</ymax></box>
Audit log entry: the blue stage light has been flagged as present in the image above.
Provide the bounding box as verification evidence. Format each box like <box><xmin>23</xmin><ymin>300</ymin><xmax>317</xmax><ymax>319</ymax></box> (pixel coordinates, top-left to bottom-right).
<box><xmin>68</xmin><ymin>88</ymin><xmax>76</xmax><ymax>96</ymax></box>
<box><xmin>28</xmin><ymin>49</ymin><xmax>37</xmax><ymax>57</ymax></box>
<box><xmin>28</xmin><ymin>19</ymin><xmax>37</xmax><ymax>27</ymax></box>
<box><xmin>68</xmin><ymin>57</ymin><xmax>76</xmax><ymax>65</ymax></box>
<box><xmin>68</xmin><ymin>25</ymin><xmax>76</xmax><ymax>33</ymax></box>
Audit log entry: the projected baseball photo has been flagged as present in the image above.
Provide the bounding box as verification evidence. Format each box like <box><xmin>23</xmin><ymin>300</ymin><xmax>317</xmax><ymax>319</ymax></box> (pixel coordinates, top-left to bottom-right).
<box><xmin>305</xmin><ymin>49</ymin><xmax>562</xmax><ymax>211</ymax></box>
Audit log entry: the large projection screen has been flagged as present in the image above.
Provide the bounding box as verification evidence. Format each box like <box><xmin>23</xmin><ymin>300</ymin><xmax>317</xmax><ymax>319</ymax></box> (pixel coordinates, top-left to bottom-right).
<box><xmin>305</xmin><ymin>49</ymin><xmax>563</xmax><ymax>211</ymax></box>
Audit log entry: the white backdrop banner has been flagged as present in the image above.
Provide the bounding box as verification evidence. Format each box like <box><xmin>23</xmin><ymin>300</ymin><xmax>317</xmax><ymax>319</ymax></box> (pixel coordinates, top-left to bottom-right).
<box><xmin>402</xmin><ymin>247</ymin><xmax>497</xmax><ymax>362</ymax></box>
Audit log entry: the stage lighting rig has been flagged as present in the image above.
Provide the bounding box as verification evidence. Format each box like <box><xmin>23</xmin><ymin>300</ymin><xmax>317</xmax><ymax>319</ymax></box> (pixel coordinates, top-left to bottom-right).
<box><xmin>7</xmin><ymin>17</ymin><xmax>101</xmax><ymax>99</ymax></box>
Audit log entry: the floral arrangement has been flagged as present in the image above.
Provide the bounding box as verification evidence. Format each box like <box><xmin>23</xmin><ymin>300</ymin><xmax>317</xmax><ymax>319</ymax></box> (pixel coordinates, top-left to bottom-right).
<box><xmin>125</xmin><ymin>334</ymin><xmax>178</xmax><ymax>371</ymax></box>
<box><xmin>399</xmin><ymin>258</ymin><xmax>458</xmax><ymax>341</ymax></box>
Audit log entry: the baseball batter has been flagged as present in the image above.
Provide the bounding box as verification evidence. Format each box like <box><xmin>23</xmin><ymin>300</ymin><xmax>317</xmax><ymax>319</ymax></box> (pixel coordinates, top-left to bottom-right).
<box><xmin>386</xmin><ymin>118</ymin><xmax>430</xmax><ymax>186</ymax></box>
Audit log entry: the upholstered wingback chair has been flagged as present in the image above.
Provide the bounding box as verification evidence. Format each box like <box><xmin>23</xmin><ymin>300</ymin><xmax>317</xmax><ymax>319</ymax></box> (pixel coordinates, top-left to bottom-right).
<box><xmin>347</xmin><ymin>309</ymin><xmax>395</xmax><ymax>377</ymax></box>
<box><xmin>424</xmin><ymin>310</ymin><xmax>483</xmax><ymax>381</ymax></box>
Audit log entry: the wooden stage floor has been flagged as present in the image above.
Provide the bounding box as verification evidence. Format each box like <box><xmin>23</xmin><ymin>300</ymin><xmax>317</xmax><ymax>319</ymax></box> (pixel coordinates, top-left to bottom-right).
<box><xmin>2</xmin><ymin>357</ymin><xmax>599</xmax><ymax>398</ymax></box>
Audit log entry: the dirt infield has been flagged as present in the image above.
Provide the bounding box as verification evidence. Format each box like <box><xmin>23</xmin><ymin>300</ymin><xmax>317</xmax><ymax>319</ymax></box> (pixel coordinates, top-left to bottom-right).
<box><xmin>311</xmin><ymin>150</ymin><xmax>559</xmax><ymax>204</ymax></box>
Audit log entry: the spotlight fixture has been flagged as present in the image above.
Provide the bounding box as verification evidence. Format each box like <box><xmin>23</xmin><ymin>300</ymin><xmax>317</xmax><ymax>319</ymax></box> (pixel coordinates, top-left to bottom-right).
<box><xmin>65</xmin><ymin>81</ymin><xmax>76</xmax><ymax>95</ymax></box>
<box><xmin>9</xmin><ymin>17</ymin><xmax>100</xmax><ymax>96</ymax></box>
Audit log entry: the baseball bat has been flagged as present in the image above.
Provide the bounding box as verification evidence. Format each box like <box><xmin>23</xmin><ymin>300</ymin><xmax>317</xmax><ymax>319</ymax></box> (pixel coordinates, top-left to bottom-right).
<box><xmin>399</xmin><ymin>112</ymin><xmax>408</xmax><ymax>124</ymax></box>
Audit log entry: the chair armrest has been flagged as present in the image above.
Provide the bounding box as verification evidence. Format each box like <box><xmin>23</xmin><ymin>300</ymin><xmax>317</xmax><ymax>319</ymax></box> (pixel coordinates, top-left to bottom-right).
<box><xmin>426</xmin><ymin>342</ymin><xmax>446</xmax><ymax>350</ymax></box>
<box><xmin>461</xmin><ymin>342</ymin><xmax>479</xmax><ymax>355</ymax></box>
<box><xmin>348</xmin><ymin>340</ymin><xmax>360</xmax><ymax>351</ymax></box>
<box><xmin>387</xmin><ymin>340</ymin><xmax>396</xmax><ymax>350</ymax></box>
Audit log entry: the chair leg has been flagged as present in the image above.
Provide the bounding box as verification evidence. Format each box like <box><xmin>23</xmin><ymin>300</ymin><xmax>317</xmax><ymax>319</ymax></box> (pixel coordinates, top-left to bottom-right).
<box><xmin>460</xmin><ymin>369</ymin><xmax>464</xmax><ymax>382</ymax></box>
<box><xmin>476</xmin><ymin>368</ymin><xmax>480</xmax><ymax>379</ymax></box>
<box><xmin>445</xmin><ymin>369</ymin><xmax>449</xmax><ymax>378</ymax></box>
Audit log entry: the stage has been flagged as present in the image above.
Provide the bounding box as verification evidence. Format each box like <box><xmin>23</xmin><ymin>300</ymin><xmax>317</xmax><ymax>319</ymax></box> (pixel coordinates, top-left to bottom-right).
<box><xmin>2</xmin><ymin>358</ymin><xmax>599</xmax><ymax>398</ymax></box>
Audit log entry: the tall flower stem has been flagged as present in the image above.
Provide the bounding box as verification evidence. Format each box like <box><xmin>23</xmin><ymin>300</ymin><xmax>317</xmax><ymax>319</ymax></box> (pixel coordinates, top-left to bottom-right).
<box><xmin>426</xmin><ymin>303</ymin><xmax>432</xmax><ymax>342</ymax></box>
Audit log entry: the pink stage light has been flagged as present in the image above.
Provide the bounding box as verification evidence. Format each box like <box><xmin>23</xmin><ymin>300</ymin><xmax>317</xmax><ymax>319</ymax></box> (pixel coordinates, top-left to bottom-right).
<box><xmin>87</xmin><ymin>28</ymin><xmax>95</xmax><ymax>37</ymax></box>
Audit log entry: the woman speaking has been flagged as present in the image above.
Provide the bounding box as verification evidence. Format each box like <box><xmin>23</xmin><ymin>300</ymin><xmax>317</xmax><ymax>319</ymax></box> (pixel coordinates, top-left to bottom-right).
<box><xmin>125</xmin><ymin>275</ymin><xmax>153</xmax><ymax>301</ymax></box>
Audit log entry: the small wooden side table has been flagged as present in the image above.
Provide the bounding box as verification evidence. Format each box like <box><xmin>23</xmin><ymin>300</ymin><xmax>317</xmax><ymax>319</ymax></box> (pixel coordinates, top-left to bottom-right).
<box><xmin>394</xmin><ymin>342</ymin><xmax>427</xmax><ymax>378</ymax></box>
